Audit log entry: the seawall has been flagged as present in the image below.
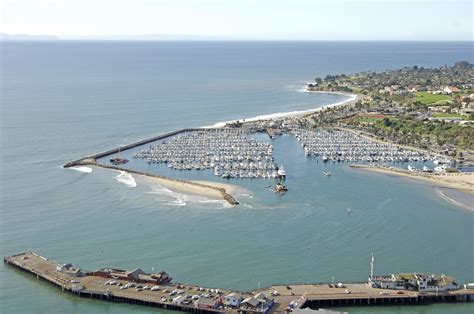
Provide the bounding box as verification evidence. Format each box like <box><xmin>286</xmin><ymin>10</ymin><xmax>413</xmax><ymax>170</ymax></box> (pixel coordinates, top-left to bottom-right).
<box><xmin>63</xmin><ymin>128</ymin><xmax>239</xmax><ymax>205</ymax></box>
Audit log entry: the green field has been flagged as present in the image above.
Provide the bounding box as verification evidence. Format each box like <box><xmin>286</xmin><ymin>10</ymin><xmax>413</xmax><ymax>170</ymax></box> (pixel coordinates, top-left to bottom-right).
<box><xmin>432</xmin><ymin>113</ymin><xmax>468</xmax><ymax>120</ymax></box>
<box><xmin>416</xmin><ymin>92</ymin><xmax>451</xmax><ymax>105</ymax></box>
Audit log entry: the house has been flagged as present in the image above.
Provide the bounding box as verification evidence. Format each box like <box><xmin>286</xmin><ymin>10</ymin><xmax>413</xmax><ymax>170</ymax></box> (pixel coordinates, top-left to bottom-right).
<box><xmin>461</xmin><ymin>102</ymin><xmax>474</xmax><ymax>115</ymax></box>
<box><xmin>240</xmin><ymin>292</ymin><xmax>274</xmax><ymax>313</ymax></box>
<box><xmin>369</xmin><ymin>275</ymin><xmax>406</xmax><ymax>290</ymax></box>
<box><xmin>56</xmin><ymin>263</ymin><xmax>83</xmax><ymax>277</ymax></box>
<box><xmin>241</xmin><ymin>297</ymin><xmax>260</xmax><ymax>309</ymax></box>
<box><xmin>428</xmin><ymin>106</ymin><xmax>450</xmax><ymax>113</ymax></box>
<box><xmin>195</xmin><ymin>298</ymin><xmax>218</xmax><ymax>309</ymax></box>
<box><xmin>443</xmin><ymin>86</ymin><xmax>461</xmax><ymax>94</ymax></box>
<box><xmin>223</xmin><ymin>292</ymin><xmax>243</xmax><ymax>307</ymax></box>
<box><xmin>125</xmin><ymin>268</ymin><xmax>146</xmax><ymax>281</ymax></box>
<box><xmin>414</xmin><ymin>273</ymin><xmax>459</xmax><ymax>292</ymax></box>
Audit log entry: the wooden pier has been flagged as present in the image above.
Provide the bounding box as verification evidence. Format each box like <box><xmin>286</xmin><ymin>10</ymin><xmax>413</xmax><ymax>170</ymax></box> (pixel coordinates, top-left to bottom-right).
<box><xmin>4</xmin><ymin>252</ymin><xmax>474</xmax><ymax>313</ymax></box>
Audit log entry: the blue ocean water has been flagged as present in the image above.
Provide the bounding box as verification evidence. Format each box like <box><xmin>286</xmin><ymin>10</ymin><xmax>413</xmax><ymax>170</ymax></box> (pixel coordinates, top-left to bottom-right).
<box><xmin>1</xmin><ymin>41</ymin><xmax>473</xmax><ymax>313</ymax></box>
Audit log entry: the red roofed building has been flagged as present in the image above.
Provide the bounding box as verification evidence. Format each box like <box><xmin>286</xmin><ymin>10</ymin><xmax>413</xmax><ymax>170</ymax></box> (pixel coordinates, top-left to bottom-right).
<box><xmin>443</xmin><ymin>86</ymin><xmax>461</xmax><ymax>94</ymax></box>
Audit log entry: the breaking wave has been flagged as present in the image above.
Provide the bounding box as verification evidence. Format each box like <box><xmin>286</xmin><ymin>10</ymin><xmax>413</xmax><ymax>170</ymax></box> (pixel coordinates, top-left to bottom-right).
<box><xmin>146</xmin><ymin>183</ymin><xmax>230</xmax><ymax>208</ymax></box>
<box><xmin>69</xmin><ymin>166</ymin><xmax>93</xmax><ymax>173</ymax></box>
<box><xmin>202</xmin><ymin>92</ymin><xmax>357</xmax><ymax>129</ymax></box>
<box><xmin>114</xmin><ymin>171</ymin><xmax>137</xmax><ymax>188</ymax></box>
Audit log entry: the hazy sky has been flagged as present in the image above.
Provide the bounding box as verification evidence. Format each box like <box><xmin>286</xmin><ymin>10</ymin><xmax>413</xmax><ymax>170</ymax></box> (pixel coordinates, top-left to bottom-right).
<box><xmin>1</xmin><ymin>0</ymin><xmax>472</xmax><ymax>40</ymax></box>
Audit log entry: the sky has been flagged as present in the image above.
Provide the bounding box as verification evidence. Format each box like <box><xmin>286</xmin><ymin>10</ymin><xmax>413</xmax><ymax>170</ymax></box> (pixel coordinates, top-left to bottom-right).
<box><xmin>0</xmin><ymin>0</ymin><xmax>472</xmax><ymax>40</ymax></box>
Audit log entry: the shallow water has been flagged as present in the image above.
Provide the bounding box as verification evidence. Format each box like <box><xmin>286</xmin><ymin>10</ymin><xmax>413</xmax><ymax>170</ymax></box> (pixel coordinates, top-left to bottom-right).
<box><xmin>1</xmin><ymin>41</ymin><xmax>473</xmax><ymax>313</ymax></box>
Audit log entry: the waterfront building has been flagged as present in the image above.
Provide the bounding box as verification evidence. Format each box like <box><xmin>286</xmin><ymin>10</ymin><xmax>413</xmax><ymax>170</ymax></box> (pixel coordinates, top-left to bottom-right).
<box><xmin>240</xmin><ymin>292</ymin><xmax>274</xmax><ymax>313</ymax></box>
<box><xmin>414</xmin><ymin>273</ymin><xmax>459</xmax><ymax>292</ymax></box>
<box><xmin>93</xmin><ymin>267</ymin><xmax>171</xmax><ymax>284</ymax></box>
<box><xmin>224</xmin><ymin>292</ymin><xmax>243</xmax><ymax>307</ymax></box>
<box><xmin>369</xmin><ymin>273</ymin><xmax>459</xmax><ymax>292</ymax></box>
<box><xmin>194</xmin><ymin>298</ymin><xmax>218</xmax><ymax>309</ymax></box>
<box><xmin>56</xmin><ymin>263</ymin><xmax>83</xmax><ymax>277</ymax></box>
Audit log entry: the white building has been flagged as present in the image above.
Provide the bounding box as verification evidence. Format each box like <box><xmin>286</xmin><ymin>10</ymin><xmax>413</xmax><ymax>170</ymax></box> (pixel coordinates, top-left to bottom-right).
<box><xmin>369</xmin><ymin>273</ymin><xmax>459</xmax><ymax>292</ymax></box>
<box><xmin>172</xmin><ymin>296</ymin><xmax>186</xmax><ymax>304</ymax></box>
<box><xmin>223</xmin><ymin>292</ymin><xmax>243</xmax><ymax>307</ymax></box>
<box><xmin>414</xmin><ymin>273</ymin><xmax>459</xmax><ymax>292</ymax></box>
<box><xmin>443</xmin><ymin>86</ymin><xmax>461</xmax><ymax>94</ymax></box>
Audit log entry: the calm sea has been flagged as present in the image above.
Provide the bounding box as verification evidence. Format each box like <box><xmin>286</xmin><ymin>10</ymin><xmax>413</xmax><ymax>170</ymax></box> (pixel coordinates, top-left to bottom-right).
<box><xmin>1</xmin><ymin>41</ymin><xmax>473</xmax><ymax>313</ymax></box>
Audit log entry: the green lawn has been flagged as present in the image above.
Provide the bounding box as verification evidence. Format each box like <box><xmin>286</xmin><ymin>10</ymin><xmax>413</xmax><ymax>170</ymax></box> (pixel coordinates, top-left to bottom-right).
<box><xmin>433</xmin><ymin>113</ymin><xmax>468</xmax><ymax>120</ymax></box>
<box><xmin>416</xmin><ymin>92</ymin><xmax>451</xmax><ymax>105</ymax></box>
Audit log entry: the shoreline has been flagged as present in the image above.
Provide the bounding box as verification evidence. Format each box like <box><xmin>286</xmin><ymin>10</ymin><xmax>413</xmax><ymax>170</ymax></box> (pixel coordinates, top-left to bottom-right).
<box><xmin>141</xmin><ymin>176</ymin><xmax>241</xmax><ymax>201</ymax></box>
<box><xmin>350</xmin><ymin>164</ymin><xmax>474</xmax><ymax>210</ymax></box>
<box><xmin>87</xmin><ymin>163</ymin><xmax>239</xmax><ymax>205</ymax></box>
<box><xmin>203</xmin><ymin>91</ymin><xmax>358</xmax><ymax>128</ymax></box>
<box><xmin>435</xmin><ymin>188</ymin><xmax>474</xmax><ymax>211</ymax></box>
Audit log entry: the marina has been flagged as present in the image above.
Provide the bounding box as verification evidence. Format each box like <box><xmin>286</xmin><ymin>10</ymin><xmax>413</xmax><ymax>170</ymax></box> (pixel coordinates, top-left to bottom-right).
<box><xmin>61</xmin><ymin>122</ymin><xmax>471</xmax><ymax>206</ymax></box>
<box><xmin>292</xmin><ymin>128</ymin><xmax>438</xmax><ymax>164</ymax></box>
<box><xmin>133</xmin><ymin>129</ymin><xmax>281</xmax><ymax>179</ymax></box>
<box><xmin>4</xmin><ymin>252</ymin><xmax>473</xmax><ymax>313</ymax></box>
<box><xmin>3</xmin><ymin>39</ymin><xmax>473</xmax><ymax>314</ymax></box>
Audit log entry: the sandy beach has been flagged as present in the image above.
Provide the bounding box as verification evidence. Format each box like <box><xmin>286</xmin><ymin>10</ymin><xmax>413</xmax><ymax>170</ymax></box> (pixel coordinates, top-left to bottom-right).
<box><xmin>351</xmin><ymin>165</ymin><xmax>474</xmax><ymax>193</ymax></box>
<box><xmin>351</xmin><ymin>165</ymin><xmax>474</xmax><ymax>210</ymax></box>
<box><xmin>105</xmin><ymin>166</ymin><xmax>239</xmax><ymax>204</ymax></box>
<box><xmin>140</xmin><ymin>176</ymin><xmax>217</xmax><ymax>199</ymax></box>
<box><xmin>139</xmin><ymin>174</ymin><xmax>240</xmax><ymax>203</ymax></box>
<box><xmin>205</xmin><ymin>92</ymin><xmax>359</xmax><ymax>128</ymax></box>
<box><xmin>190</xmin><ymin>180</ymin><xmax>239</xmax><ymax>195</ymax></box>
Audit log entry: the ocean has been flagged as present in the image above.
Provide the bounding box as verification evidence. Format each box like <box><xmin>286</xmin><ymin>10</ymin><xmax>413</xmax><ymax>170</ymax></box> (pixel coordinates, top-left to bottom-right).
<box><xmin>1</xmin><ymin>41</ymin><xmax>473</xmax><ymax>313</ymax></box>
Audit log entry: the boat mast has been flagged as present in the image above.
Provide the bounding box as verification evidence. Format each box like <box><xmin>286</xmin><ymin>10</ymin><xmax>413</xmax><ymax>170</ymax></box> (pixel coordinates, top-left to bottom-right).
<box><xmin>370</xmin><ymin>252</ymin><xmax>375</xmax><ymax>280</ymax></box>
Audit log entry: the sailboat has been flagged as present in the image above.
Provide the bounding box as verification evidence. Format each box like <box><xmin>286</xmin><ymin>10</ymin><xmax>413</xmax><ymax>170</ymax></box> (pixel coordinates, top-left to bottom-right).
<box><xmin>110</xmin><ymin>147</ymin><xmax>129</xmax><ymax>165</ymax></box>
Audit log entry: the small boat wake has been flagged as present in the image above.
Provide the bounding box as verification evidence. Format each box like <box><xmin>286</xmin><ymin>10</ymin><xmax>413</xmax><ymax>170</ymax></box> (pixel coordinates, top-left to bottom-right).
<box><xmin>114</xmin><ymin>171</ymin><xmax>137</xmax><ymax>188</ymax></box>
<box><xmin>69</xmin><ymin>166</ymin><xmax>93</xmax><ymax>173</ymax></box>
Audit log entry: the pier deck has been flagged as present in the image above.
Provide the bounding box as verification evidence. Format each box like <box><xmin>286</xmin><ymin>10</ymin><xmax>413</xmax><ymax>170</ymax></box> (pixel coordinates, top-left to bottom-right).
<box><xmin>4</xmin><ymin>252</ymin><xmax>474</xmax><ymax>313</ymax></box>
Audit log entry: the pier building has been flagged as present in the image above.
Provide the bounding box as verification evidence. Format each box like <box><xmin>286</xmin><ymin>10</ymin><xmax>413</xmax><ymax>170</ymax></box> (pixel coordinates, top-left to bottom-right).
<box><xmin>4</xmin><ymin>252</ymin><xmax>474</xmax><ymax>314</ymax></box>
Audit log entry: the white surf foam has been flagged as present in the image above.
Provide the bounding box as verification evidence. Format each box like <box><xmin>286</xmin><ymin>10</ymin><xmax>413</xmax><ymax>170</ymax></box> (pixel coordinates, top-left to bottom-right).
<box><xmin>69</xmin><ymin>166</ymin><xmax>93</xmax><ymax>173</ymax></box>
<box><xmin>146</xmin><ymin>183</ymin><xmax>188</xmax><ymax>206</ymax></box>
<box><xmin>435</xmin><ymin>188</ymin><xmax>473</xmax><ymax>211</ymax></box>
<box><xmin>114</xmin><ymin>171</ymin><xmax>137</xmax><ymax>188</ymax></box>
<box><xmin>202</xmin><ymin>92</ymin><xmax>357</xmax><ymax>129</ymax></box>
<box><xmin>145</xmin><ymin>182</ymin><xmax>233</xmax><ymax>209</ymax></box>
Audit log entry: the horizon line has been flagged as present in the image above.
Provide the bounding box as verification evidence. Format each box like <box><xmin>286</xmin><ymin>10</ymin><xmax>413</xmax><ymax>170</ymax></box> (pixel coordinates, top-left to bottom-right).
<box><xmin>1</xmin><ymin>33</ymin><xmax>473</xmax><ymax>42</ymax></box>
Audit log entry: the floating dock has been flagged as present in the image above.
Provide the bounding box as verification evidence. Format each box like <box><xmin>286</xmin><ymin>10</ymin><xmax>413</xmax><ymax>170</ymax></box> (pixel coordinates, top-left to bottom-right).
<box><xmin>4</xmin><ymin>252</ymin><xmax>473</xmax><ymax>313</ymax></box>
